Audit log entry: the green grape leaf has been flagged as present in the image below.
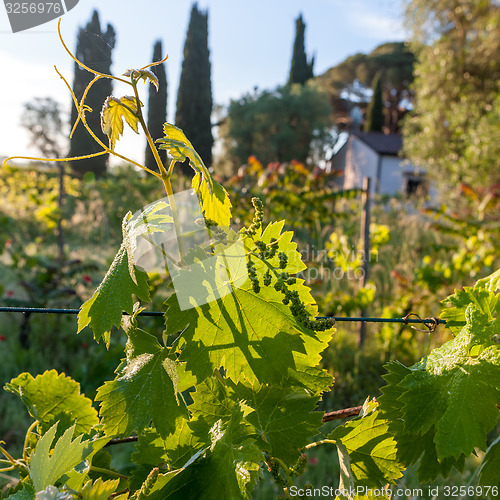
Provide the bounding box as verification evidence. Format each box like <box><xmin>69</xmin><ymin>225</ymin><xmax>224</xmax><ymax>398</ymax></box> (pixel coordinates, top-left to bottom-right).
<box><xmin>96</xmin><ymin>325</ymin><xmax>188</xmax><ymax>438</ymax></box>
<box><xmin>101</xmin><ymin>96</ymin><xmax>141</xmax><ymax>149</ymax></box>
<box><xmin>81</xmin><ymin>478</ymin><xmax>121</xmax><ymax>500</ymax></box>
<box><xmin>189</xmin><ymin>376</ymin><xmax>241</xmax><ymax>426</ymax></box>
<box><xmin>142</xmin><ymin>409</ymin><xmax>263</xmax><ymax>500</ymax></box>
<box><xmin>475</xmin><ymin>268</ymin><xmax>500</xmax><ymax>292</ymax></box>
<box><xmin>334</xmin><ymin>441</ymin><xmax>388</xmax><ymax>500</ymax></box>
<box><xmin>3</xmin><ymin>483</ymin><xmax>35</xmax><ymax>500</ymax></box>
<box><xmin>441</xmin><ymin>286</ymin><xmax>498</xmax><ymax>335</ymax></box>
<box><xmin>233</xmin><ymin>382</ymin><xmax>323</xmax><ymax>464</ymax></box>
<box><xmin>193</xmin><ymin>171</ymin><xmax>232</xmax><ymax>227</ymax></box>
<box><xmin>380</xmin><ymin>300</ymin><xmax>500</xmax><ymax>466</ymax></box>
<box><xmin>123</xmin><ymin>68</ymin><xmax>159</xmax><ymax>90</ymax></box>
<box><xmin>157</xmin><ymin>124</ymin><xmax>232</xmax><ymax>224</ymax></box>
<box><xmin>61</xmin><ymin>436</ymin><xmax>112</xmax><ymax>492</ymax></box>
<box><xmin>165</xmin><ymin>280</ymin><xmax>322</xmax><ymax>386</ymax></box>
<box><xmin>329</xmin><ymin>407</ymin><xmax>405</xmax><ymax>488</ymax></box>
<box><xmin>378</xmin><ymin>363</ymin><xmax>465</xmax><ymax>483</ymax></box>
<box><xmin>236</xmin><ymin>220</ymin><xmax>335</xmax><ymax>392</ymax></box>
<box><xmin>77</xmin><ymin>243</ymin><xmax>150</xmax><ymax>346</ymax></box>
<box><xmin>157</xmin><ymin>123</ymin><xmax>211</xmax><ymax>179</ymax></box>
<box><xmin>400</xmin><ymin>315</ymin><xmax>499</xmax><ymax>459</ymax></box>
<box><xmin>253</xmin><ymin>220</ymin><xmax>308</xmax><ymax>276</ymax></box>
<box><xmin>129</xmin><ymin>419</ymin><xmax>206</xmax><ymax>490</ymax></box>
<box><xmin>4</xmin><ymin>370</ymin><xmax>98</xmax><ymax>436</ymax></box>
<box><xmin>478</xmin><ymin>435</ymin><xmax>500</xmax><ymax>490</ymax></box>
<box><xmin>30</xmin><ymin>423</ymin><xmax>92</xmax><ymax>492</ymax></box>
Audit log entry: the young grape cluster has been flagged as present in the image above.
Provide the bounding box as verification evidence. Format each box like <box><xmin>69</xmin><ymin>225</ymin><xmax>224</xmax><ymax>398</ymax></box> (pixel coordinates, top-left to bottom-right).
<box><xmin>242</xmin><ymin>196</ymin><xmax>332</xmax><ymax>332</ymax></box>
<box><xmin>246</xmin><ymin>242</ymin><xmax>332</xmax><ymax>332</ymax></box>
<box><xmin>243</xmin><ymin>197</ymin><xmax>264</xmax><ymax>236</ymax></box>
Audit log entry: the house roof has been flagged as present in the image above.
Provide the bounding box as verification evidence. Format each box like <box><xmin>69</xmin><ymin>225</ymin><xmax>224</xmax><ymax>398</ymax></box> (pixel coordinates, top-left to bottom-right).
<box><xmin>354</xmin><ymin>132</ymin><xmax>402</xmax><ymax>156</ymax></box>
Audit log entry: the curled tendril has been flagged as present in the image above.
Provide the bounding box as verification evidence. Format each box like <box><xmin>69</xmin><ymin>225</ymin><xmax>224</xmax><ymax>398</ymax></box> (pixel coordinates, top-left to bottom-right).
<box><xmin>2</xmin><ymin>18</ymin><xmax>162</xmax><ymax>179</ymax></box>
<box><xmin>140</xmin><ymin>53</ymin><xmax>169</xmax><ymax>71</ymax></box>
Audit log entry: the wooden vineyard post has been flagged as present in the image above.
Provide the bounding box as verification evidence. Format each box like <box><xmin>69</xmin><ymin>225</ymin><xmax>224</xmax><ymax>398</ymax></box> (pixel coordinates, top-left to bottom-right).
<box><xmin>359</xmin><ymin>177</ymin><xmax>371</xmax><ymax>347</ymax></box>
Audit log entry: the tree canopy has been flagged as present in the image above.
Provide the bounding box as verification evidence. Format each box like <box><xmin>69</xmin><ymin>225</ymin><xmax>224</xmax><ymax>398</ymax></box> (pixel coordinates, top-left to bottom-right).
<box><xmin>221</xmin><ymin>84</ymin><xmax>333</xmax><ymax>170</ymax></box>
<box><xmin>314</xmin><ymin>42</ymin><xmax>415</xmax><ymax>132</ymax></box>
<box><xmin>402</xmin><ymin>0</ymin><xmax>500</xmax><ymax>197</ymax></box>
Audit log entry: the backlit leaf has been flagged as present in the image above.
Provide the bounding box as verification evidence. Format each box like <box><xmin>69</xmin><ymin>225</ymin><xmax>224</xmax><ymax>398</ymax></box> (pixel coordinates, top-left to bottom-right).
<box><xmin>96</xmin><ymin>323</ymin><xmax>188</xmax><ymax>438</ymax></box>
<box><xmin>232</xmin><ymin>382</ymin><xmax>323</xmax><ymax>464</ymax></box>
<box><xmin>165</xmin><ymin>280</ymin><xmax>327</xmax><ymax>386</ymax></box>
<box><xmin>30</xmin><ymin>423</ymin><xmax>92</xmax><ymax>492</ymax></box>
<box><xmin>77</xmin><ymin>242</ymin><xmax>150</xmax><ymax>346</ymax></box>
<box><xmin>101</xmin><ymin>96</ymin><xmax>141</xmax><ymax>149</ymax></box>
<box><xmin>5</xmin><ymin>370</ymin><xmax>98</xmax><ymax>436</ymax></box>
<box><xmin>329</xmin><ymin>406</ymin><xmax>405</xmax><ymax>487</ymax></box>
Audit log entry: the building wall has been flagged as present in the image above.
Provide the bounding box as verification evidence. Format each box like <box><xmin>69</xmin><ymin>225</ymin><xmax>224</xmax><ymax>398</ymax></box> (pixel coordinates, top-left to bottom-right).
<box><xmin>343</xmin><ymin>136</ymin><xmax>378</xmax><ymax>192</ymax></box>
<box><xmin>378</xmin><ymin>156</ymin><xmax>412</xmax><ymax>195</ymax></box>
<box><xmin>342</xmin><ymin>136</ymin><xmax>421</xmax><ymax>196</ymax></box>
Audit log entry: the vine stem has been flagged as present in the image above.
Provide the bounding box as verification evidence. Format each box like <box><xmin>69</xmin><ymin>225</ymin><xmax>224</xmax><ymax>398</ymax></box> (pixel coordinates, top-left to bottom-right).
<box><xmin>89</xmin><ymin>465</ymin><xmax>129</xmax><ymax>480</ymax></box>
<box><xmin>105</xmin><ymin>436</ymin><xmax>139</xmax><ymax>447</ymax></box>
<box><xmin>303</xmin><ymin>439</ymin><xmax>337</xmax><ymax>450</ymax></box>
<box><xmin>23</xmin><ymin>420</ymin><xmax>39</xmax><ymax>462</ymax></box>
<box><xmin>130</xmin><ymin>77</ymin><xmax>186</xmax><ymax>258</ymax></box>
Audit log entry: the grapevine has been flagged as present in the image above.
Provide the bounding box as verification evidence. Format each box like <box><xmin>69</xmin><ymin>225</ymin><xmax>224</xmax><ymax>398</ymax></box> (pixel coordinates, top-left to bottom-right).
<box><xmin>0</xmin><ymin>20</ymin><xmax>499</xmax><ymax>500</ymax></box>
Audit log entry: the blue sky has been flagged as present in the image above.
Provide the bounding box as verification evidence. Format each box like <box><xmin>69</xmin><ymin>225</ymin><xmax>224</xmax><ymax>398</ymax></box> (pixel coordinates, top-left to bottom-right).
<box><xmin>0</xmin><ymin>0</ymin><xmax>406</xmax><ymax>163</ymax></box>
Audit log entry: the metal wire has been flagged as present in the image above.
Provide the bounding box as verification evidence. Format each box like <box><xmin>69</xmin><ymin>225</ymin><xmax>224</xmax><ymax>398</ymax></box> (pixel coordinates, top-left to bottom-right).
<box><xmin>0</xmin><ymin>306</ymin><xmax>446</xmax><ymax>325</ymax></box>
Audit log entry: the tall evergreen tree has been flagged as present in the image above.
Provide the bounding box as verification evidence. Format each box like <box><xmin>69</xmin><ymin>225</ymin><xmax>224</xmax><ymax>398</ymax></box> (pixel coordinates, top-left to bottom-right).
<box><xmin>69</xmin><ymin>10</ymin><xmax>115</xmax><ymax>177</ymax></box>
<box><xmin>365</xmin><ymin>72</ymin><xmax>385</xmax><ymax>132</ymax></box>
<box><xmin>289</xmin><ymin>14</ymin><xmax>314</xmax><ymax>85</ymax></box>
<box><xmin>145</xmin><ymin>40</ymin><xmax>168</xmax><ymax>171</ymax></box>
<box><xmin>175</xmin><ymin>3</ymin><xmax>213</xmax><ymax>174</ymax></box>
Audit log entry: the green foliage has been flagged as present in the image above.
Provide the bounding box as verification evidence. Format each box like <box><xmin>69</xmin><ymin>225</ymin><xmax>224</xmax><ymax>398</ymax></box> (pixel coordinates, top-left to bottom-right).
<box><xmin>2</xmin><ymin>28</ymin><xmax>499</xmax><ymax>500</ymax></box>
<box><xmin>222</xmin><ymin>84</ymin><xmax>333</xmax><ymax>169</ymax></box>
<box><xmin>330</xmin><ymin>401</ymin><xmax>405</xmax><ymax>489</ymax></box>
<box><xmin>96</xmin><ymin>318</ymin><xmax>188</xmax><ymax>439</ymax></box>
<box><xmin>145</xmin><ymin>41</ymin><xmax>168</xmax><ymax>171</ymax></box>
<box><xmin>69</xmin><ymin>10</ymin><xmax>115</xmax><ymax>177</ymax></box>
<box><xmin>314</xmin><ymin>42</ymin><xmax>415</xmax><ymax>132</ymax></box>
<box><xmin>478</xmin><ymin>436</ymin><xmax>500</xmax><ymax>489</ymax></box>
<box><xmin>175</xmin><ymin>3</ymin><xmax>213</xmax><ymax>172</ymax></box>
<box><xmin>379</xmin><ymin>270</ymin><xmax>500</xmax><ymax>482</ymax></box>
<box><xmin>77</xmin><ymin>241</ymin><xmax>150</xmax><ymax>346</ymax></box>
<box><xmin>289</xmin><ymin>14</ymin><xmax>314</xmax><ymax>85</ymax></box>
<box><xmin>30</xmin><ymin>423</ymin><xmax>92</xmax><ymax>492</ymax></box>
<box><xmin>4</xmin><ymin>370</ymin><xmax>98</xmax><ymax>436</ymax></box>
<box><xmin>402</xmin><ymin>0</ymin><xmax>500</xmax><ymax>198</ymax></box>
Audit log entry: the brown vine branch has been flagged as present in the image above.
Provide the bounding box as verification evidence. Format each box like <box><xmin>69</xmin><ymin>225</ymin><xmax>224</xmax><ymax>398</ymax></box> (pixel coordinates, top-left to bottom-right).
<box><xmin>105</xmin><ymin>436</ymin><xmax>139</xmax><ymax>447</ymax></box>
<box><xmin>322</xmin><ymin>405</ymin><xmax>363</xmax><ymax>422</ymax></box>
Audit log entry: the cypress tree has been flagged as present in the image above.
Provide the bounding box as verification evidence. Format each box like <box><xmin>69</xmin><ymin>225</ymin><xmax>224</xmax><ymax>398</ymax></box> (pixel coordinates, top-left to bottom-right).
<box><xmin>175</xmin><ymin>3</ymin><xmax>213</xmax><ymax>174</ymax></box>
<box><xmin>69</xmin><ymin>10</ymin><xmax>115</xmax><ymax>177</ymax></box>
<box><xmin>365</xmin><ymin>72</ymin><xmax>385</xmax><ymax>132</ymax></box>
<box><xmin>289</xmin><ymin>14</ymin><xmax>314</xmax><ymax>85</ymax></box>
<box><xmin>145</xmin><ymin>40</ymin><xmax>168</xmax><ymax>171</ymax></box>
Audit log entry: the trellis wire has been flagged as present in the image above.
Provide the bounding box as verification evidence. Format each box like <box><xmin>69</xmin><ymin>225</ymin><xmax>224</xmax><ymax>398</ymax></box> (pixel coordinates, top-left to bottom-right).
<box><xmin>0</xmin><ymin>306</ymin><xmax>446</xmax><ymax>327</ymax></box>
